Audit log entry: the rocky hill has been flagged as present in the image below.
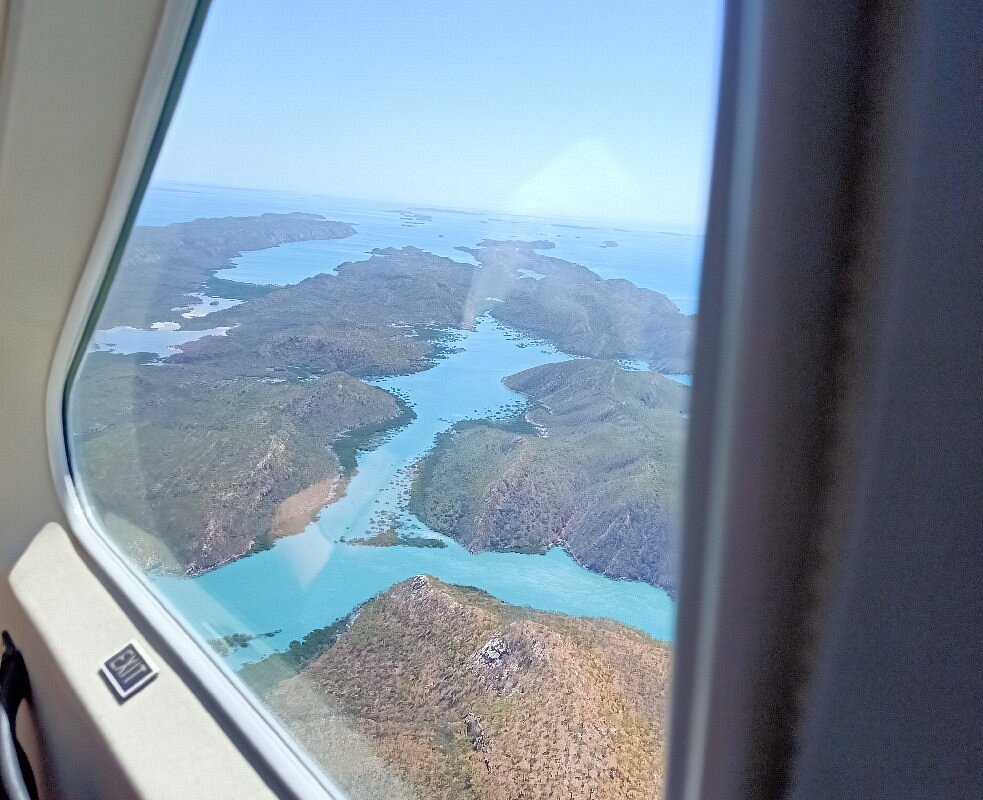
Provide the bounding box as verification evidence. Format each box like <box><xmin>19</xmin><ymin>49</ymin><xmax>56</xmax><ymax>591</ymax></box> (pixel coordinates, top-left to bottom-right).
<box><xmin>260</xmin><ymin>577</ymin><xmax>672</xmax><ymax>800</ymax></box>
<box><xmin>173</xmin><ymin>239</ymin><xmax>694</xmax><ymax>379</ymax></box>
<box><xmin>411</xmin><ymin>359</ymin><xmax>689</xmax><ymax>595</ymax></box>
<box><xmin>71</xmin><ymin>353</ymin><xmax>409</xmax><ymax>573</ymax></box>
<box><xmin>172</xmin><ymin>246</ymin><xmax>483</xmax><ymax>378</ymax></box>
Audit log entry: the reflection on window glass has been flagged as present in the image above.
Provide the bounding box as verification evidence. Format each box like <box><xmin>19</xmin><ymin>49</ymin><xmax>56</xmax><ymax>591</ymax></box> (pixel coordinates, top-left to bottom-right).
<box><xmin>67</xmin><ymin>0</ymin><xmax>721</xmax><ymax>796</ymax></box>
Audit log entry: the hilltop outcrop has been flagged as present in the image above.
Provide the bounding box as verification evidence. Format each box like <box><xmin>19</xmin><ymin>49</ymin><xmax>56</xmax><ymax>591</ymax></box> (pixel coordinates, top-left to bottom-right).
<box><xmin>262</xmin><ymin>577</ymin><xmax>672</xmax><ymax>800</ymax></box>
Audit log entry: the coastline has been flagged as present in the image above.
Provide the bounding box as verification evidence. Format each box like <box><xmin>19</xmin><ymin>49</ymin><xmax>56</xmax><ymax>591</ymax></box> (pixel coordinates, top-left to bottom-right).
<box><xmin>272</xmin><ymin>476</ymin><xmax>348</xmax><ymax>538</ymax></box>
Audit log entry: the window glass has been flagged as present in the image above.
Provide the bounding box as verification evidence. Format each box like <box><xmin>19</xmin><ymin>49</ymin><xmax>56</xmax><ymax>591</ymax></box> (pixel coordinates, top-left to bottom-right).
<box><xmin>67</xmin><ymin>1</ymin><xmax>722</xmax><ymax>796</ymax></box>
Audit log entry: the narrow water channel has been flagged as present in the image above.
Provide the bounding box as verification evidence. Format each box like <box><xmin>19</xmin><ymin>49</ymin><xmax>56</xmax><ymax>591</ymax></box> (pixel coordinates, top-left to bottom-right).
<box><xmin>154</xmin><ymin>316</ymin><xmax>677</xmax><ymax>668</ymax></box>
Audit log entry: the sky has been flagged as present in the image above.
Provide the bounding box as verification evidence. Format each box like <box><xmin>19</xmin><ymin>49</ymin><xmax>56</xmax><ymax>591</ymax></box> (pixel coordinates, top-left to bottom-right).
<box><xmin>154</xmin><ymin>0</ymin><xmax>724</xmax><ymax>231</ymax></box>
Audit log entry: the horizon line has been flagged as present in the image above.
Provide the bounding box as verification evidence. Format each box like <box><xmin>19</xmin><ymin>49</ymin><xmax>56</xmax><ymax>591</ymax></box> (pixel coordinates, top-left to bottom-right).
<box><xmin>148</xmin><ymin>177</ymin><xmax>707</xmax><ymax>236</ymax></box>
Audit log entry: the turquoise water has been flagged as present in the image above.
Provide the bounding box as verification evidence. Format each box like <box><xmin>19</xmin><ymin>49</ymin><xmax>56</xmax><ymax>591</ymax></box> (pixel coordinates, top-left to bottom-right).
<box><xmin>91</xmin><ymin>324</ymin><xmax>231</xmax><ymax>357</ymax></box>
<box><xmin>613</xmin><ymin>361</ymin><xmax>694</xmax><ymax>388</ymax></box>
<box><xmin>175</xmin><ymin>292</ymin><xmax>244</xmax><ymax>318</ymax></box>
<box><xmin>214</xmin><ymin>209</ymin><xmax>482</xmax><ymax>286</ymax></box>
<box><xmin>137</xmin><ymin>183</ymin><xmax>703</xmax><ymax>314</ymax></box>
<box><xmin>130</xmin><ymin>183</ymin><xmax>692</xmax><ymax>666</ymax></box>
<box><xmin>154</xmin><ymin>317</ymin><xmax>677</xmax><ymax>667</ymax></box>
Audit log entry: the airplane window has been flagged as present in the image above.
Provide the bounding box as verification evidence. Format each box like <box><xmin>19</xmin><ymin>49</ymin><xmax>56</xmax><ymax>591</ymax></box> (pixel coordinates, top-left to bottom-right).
<box><xmin>64</xmin><ymin>0</ymin><xmax>722</xmax><ymax>796</ymax></box>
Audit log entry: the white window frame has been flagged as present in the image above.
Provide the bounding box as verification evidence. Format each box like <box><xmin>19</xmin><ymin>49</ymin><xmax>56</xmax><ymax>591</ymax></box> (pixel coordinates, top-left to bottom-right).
<box><xmin>43</xmin><ymin>2</ymin><xmax>344</xmax><ymax>797</ymax></box>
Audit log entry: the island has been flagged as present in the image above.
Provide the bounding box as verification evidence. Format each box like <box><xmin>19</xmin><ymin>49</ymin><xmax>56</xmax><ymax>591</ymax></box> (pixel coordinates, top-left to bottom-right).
<box><xmin>391</xmin><ymin>209</ymin><xmax>432</xmax><ymax>226</ymax></box>
<box><xmin>347</xmin><ymin>530</ymin><xmax>447</xmax><ymax>549</ymax></box>
<box><xmin>411</xmin><ymin>359</ymin><xmax>689</xmax><ymax>595</ymax></box>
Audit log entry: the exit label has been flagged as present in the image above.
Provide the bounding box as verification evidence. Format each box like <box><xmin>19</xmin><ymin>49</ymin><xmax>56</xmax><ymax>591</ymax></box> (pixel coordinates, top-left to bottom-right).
<box><xmin>100</xmin><ymin>641</ymin><xmax>158</xmax><ymax>702</ymax></box>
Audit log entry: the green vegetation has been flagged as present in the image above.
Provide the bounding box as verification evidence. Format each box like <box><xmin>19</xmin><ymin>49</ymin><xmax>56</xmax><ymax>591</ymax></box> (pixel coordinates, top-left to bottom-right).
<box><xmin>177</xmin><ymin>237</ymin><xmax>692</xmax><ymax>383</ymax></box>
<box><xmin>74</xmin><ymin>223</ymin><xmax>492</xmax><ymax>574</ymax></box>
<box><xmin>102</xmin><ymin>212</ymin><xmax>355</xmax><ymax>328</ymax></box>
<box><xmin>72</xmin><ymin>353</ymin><xmax>405</xmax><ymax>574</ymax></box>
<box><xmin>345</xmin><ymin>509</ymin><xmax>447</xmax><ymax>549</ymax></box>
<box><xmin>331</xmin><ymin>395</ymin><xmax>415</xmax><ymax>476</ymax></box>
<box><xmin>207</xmin><ymin>629</ymin><xmax>281</xmax><ymax>657</ymax></box>
<box><xmin>74</xmin><ymin>218</ymin><xmax>693</xmax><ymax>579</ymax></box>
<box><xmin>411</xmin><ymin>359</ymin><xmax>689</xmax><ymax>595</ymax></box>
<box><xmin>265</xmin><ymin>576</ymin><xmax>672</xmax><ymax>800</ymax></box>
<box><xmin>172</xmin><ymin>246</ymin><xmax>486</xmax><ymax>379</ymax></box>
<box><xmin>202</xmin><ymin>275</ymin><xmax>278</xmax><ymax>302</ymax></box>
<box><xmin>491</xmin><ymin>263</ymin><xmax>692</xmax><ymax>373</ymax></box>
<box><xmin>237</xmin><ymin>614</ymin><xmax>354</xmax><ymax>697</ymax></box>
<box><xmin>462</xmin><ymin>239</ymin><xmax>692</xmax><ymax>373</ymax></box>
<box><xmin>348</xmin><ymin>528</ymin><xmax>447</xmax><ymax>549</ymax></box>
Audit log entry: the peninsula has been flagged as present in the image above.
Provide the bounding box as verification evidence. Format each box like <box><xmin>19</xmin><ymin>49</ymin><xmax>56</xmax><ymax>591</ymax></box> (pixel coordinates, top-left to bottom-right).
<box><xmin>101</xmin><ymin>212</ymin><xmax>355</xmax><ymax>328</ymax></box>
<box><xmin>411</xmin><ymin>359</ymin><xmax>689</xmax><ymax>595</ymax></box>
<box><xmin>254</xmin><ymin>577</ymin><xmax>671</xmax><ymax>800</ymax></box>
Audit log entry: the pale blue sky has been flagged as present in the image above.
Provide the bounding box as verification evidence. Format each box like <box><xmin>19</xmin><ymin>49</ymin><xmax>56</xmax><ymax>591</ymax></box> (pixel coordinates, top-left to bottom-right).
<box><xmin>155</xmin><ymin>0</ymin><xmax>724</xmax><ymax>230</ymax></box>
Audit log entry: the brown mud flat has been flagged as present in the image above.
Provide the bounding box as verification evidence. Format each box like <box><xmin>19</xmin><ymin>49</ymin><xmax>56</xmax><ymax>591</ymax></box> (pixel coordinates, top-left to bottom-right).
<box><xmin>273</xmin><ymin>476</ymin><xmax>349</xmax><ymax>538</ymax></box>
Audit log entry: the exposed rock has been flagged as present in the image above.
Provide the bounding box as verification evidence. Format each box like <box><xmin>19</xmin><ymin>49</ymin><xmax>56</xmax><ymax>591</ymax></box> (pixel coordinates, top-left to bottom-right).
<box><xmin>265</xmin><ymin>577</ymin><xmax>672</xmax><ymax>800</ymax></box>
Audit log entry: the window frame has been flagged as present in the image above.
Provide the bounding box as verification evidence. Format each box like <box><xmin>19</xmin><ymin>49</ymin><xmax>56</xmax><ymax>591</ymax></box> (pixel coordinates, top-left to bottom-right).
<box><xmin>44</xmin><ymin>1</ymin><xmax>751</xmax><ymax>797</ymax></box>
<box><xmin>40</xmin><ymin>2</ymin><xmax>980</xmax><ymax>798</ymax></box>
<box><xmin>44</xmin><ymin>2</ymin><xmax>343</xmax><ymax>797</ymax></box>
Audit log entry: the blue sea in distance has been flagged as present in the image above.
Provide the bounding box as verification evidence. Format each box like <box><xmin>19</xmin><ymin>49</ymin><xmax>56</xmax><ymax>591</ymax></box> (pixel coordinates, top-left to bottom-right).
<box><xmin>131</xmin><ymin>183</ymin><xmax>698</xmax><ymax>667</ymax></box>
<box><xmin>137</xmin><ymin>182</ymin><xmax>703</xmax><ymax>315</ymax></box>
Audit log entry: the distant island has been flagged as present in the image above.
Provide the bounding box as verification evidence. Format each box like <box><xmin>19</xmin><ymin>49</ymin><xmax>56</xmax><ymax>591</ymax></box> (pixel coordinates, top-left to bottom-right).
<box><xmin>553</xmin><ymin>222</ymin><xmax>598</xmax><ymax>230</ymax></box>
<box><xmin>391</xmin><ymin>209</ymin><xmax>432</xmax><ymax>226</ymax></box>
